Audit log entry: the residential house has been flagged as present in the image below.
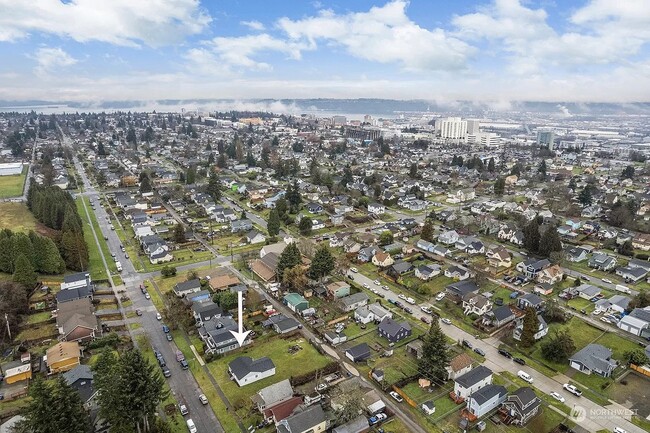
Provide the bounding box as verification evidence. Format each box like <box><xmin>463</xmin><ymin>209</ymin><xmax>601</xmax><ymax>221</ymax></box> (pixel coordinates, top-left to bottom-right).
<box><xmin>326</xmin><ymin>281</ymin><xmax>351</xmax><ymax>299</ymax></box>
<box><xmin>332</xmin><ymin>416</ymin><xmax>369</xmax><ymax>433</ymax></box>
<box><xmin>209</xmin><ymin>274</ymin><xmax>241</xmax><ymax>291</ymax></box>
<box><xmin>453</xmin><ymin>366</ymin><xmax>493</xmax><ymax>399</ymax></box>
<box><xmin>462</xmin><ymin>294</ymin><xmax>492</xmax><ymax>316</ymax></box>
<box><xmin>345</xmin><ymin>343</ymin><xmax>371</xmax><ymax>362</ymax></box>
<box><xmin>588</xmin><ymin>253</ymin><xmax>617</xmax><ymax>271</ymax></box>
<box><xmin>312</xmin><ymin>219</ymin><xmax>325</xmax><ymax>230</ymax></box>
<box><xmin>389</xmin><ymin>261</ymin><xmax>413</xmax><ymax>278</ymax></box>
<box><xmin>482</xmin><ymin>305</ymin><xmax>517</xmax><ymax>328</ymax></box>
<box><xmin>444</xmin><ymin>265</ymin><xmax>471</xmax><ymax>281</ymax></box>
<box><xmin>438</xmin><ymin>230</ymin><xmax>460</xmax><ymax>245</ymax></box>
<box><xmin>251</xmin><ymin>252</ymin><xmax>280</xmax><ymax>282</ymax></box>
<box><xmin>246</xmin><ymin>230</ymin><xmax>266</xmax><ymax>244</ymax></box>
<box><xmin>231</xmin><ymin>219</ymin><xmax>253</xmax><ymax>233</ymax></box>
<box><xmin>372</xmin><ymin>251</ymin><xmax>394</xmax><ymax>268</ymax></box>
<box><xmin>569</xmin><ymin>344</ymin><xmax>617</xmax><ymax>377</ymax></box>
<box><xmin>594</xmin><ymin>295</ymin><xmax>631</xmax><ymax>314</ymax></box>
<box><xmin>201</xmin><ymin>317</ymin><xmax>248</xmax><ymax>355</ymax></box>
<box><xmin>46</xmin><ymin>341</ymin><xmax>82</xmax><ymax>374</ymax></box>
<box><xmin>486</xmin><ymin>246</ymin><xmax>512</xmax><ymax>268</ymax></box>
<box><xmin>57</xmin><ymin>272</ymin><xmax>94</xmax><ymax>304</ymax></box>
<box><xmin>633</xmin><ymin>233</ymin><xmax>650</xmax><ymax>251</ymax></box>
<box><xmin>446</xmin><ymin>281</ymin><xmax>479</xmax><ymax>303</ymax></box>
<box><xmin>533</xmin><ymin>283</ymin><xmax>553</xmax><ymax>296</ymax></box>
<box><xmin>251</xmin><ymin>379</ymin><xmax>294</xmax><ymax>414</ymax></box>
<box><xmin>276</xmin><ymin>405</ymin><xmax>327</xmax><ymax>433</ymax></box>
<box><xmin>537</xmin><ymin>264</ymin><xmax>564</xmax><ymax>285</ymax></box>
<box><xmin>192</xmin><ymin>301</ymin><xmax>223</xmax><ymax>327</ymax></box>
<box><xmin>173</xmin><ymin>279</ymin><xmax>202</xmax><ymax>297</ymax></box>
<box><xmin>368</xmin><ymin>203</ymin><xmax>386</xmax><ymax>215</ymax></box>
<box><xmin>615</xmin><ymin>266</ymin><xmax>648</xmax><ymax>283</ymax></box>
<box><xmin>513</xmin><ymin>315</ymin><xmax>548</xmax><ymax>342</ymax></box>
<box><xmin>339</xmin><ymin>292</ymin><xmax>370</xmax><ymax>312</ymax></box>
<box><xmin>354</xmin><ymin>304</ymin><xmax>392</xmax><ymax>324</ymax></box>
<box><xmin>618</xmin><ymin>307</ymin><xmax>650</xmax><ymax>338</ymax></box>
<box><xmin>500</xmin><ymin>387</ymin><xmax>541</xmax><ymax>426</ymax></box>
<box><xmin>517</xmin><ymin>294</ymin><xmax>544</xmax><ymax>311</ymax></box>
<box><xmin>445</xmin><ymin>353</ymin><xmax>474</xmax><ymax>380</ymax></box>
<box><xmin>466</xmin><ymin>384</ymin><xmax>508</xmax><ymax>419</ymax></box>
<box><xmin>575</xmin><ymin>284</ymin><xmax>601</xmax><ymax>300</ymax></box>
<box><xmin>283</xmin><ymin>293</ymin><xmax>309</xmax><ymax>313</ymax></box>
<box><xmin>516</xmin><ymin>258</ymin><xmax>551</xmax><ymax>279</ymax></box>
<box><xmin>357</xmin><ymin>246</ymin><xmax>378</xmax><ymax>263</ymax></box>
<box><xmin>306</xmin><ymin>203</ymin><xmax>323</xmax><ymax>214</ymax></box>
<box><xmin>415</xmin><ymin>264</ymin><xmax>441</xmax><ymax>280</ymax></box>
<box><xmin>377</xmin><ymin>317</ymin><xmax>412</xmax><ymax>343</ymax></box>
<box><xmin>63</xmin><ymin>365</ymin><xmax>97</xmax><ymax>409</ymax></box>
<box><xmin>229</xmin><ymin>356</ymin><xmax>276</xmax><ymax>386</ymax></box>
<box><xmin>56</xmin><ymin>298</ymin><xmax>100</xmax><ymax>343</ymax></box>
<box><xmin>431</xmin><ymin>244</ymin><xmax>451</xmax><ymax>258</ymax></box>
<box><xmin>4</xmin><ymin>364</ymin><xmax>32</xmax><ymax>385</ymax></box>
<box><xmin>273</xmin><ymin>317</ymin><xmax>301</xmax><ymax>334</ymax></box>
<box><xmin>324</xmin><ymin>331</ymin><xmax>348</xmax><ymax>345</ymax></box>
<box><xmin>567</xmin><ymin>247</ymin><xmax>589</xmax><ymax>262</ymax></box>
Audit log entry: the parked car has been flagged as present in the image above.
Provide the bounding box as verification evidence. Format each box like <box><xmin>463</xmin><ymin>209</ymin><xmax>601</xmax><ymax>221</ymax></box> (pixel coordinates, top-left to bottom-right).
<box><xmin>162</xmin><ymin>325</ymin><xmax>169</xmax><ymax>333</ymax></box>
<box><xmin>179</xmin><ymin>404</ymin><xmax>189</xmax><ymax>416</ymax></box>
<box><xmin>374</xmin><ymin>280</ymin><xmax>381</xmax><ymax>285</ymax></box>
<box><xmin>369</xmin><ymin>413</ymin><xmax>387</xmax><ymax>425</ymax></box>
<box><xmin>135</xmin><ymin>309</ymin><xmax>142</xmax><ymax>316</ymax></box>
<box><xmin>316</xmin><ymin>383</ymin><xmax>328</xmax><ymax>392</ymax></box>
<box><xmin>363</xmin><ymin>283</ymin><xmax>370</xmax><ymax>289</ymax></box>
<box><xmin>441</xmin><ymin>318</ymin><xmax>452</xmax><ymax>325</ymax></box>
<box><xmin>549</xmin><ymin>392</ymin><xmax>565</xmax><ymax>403</ymax></box>
<box><xmin>462</xmin><ymin>340</ymin><xmax>473</xmax><ymax>349</ymax></box>
<box><xmin>389</xmin><ymin>391</ymin><xmax>403</xmax><ymax>402</ymax></box>
<box><xmin>473</xmin><ymin>347</ymin><xmax>485</xmax><ymax>356</ymax></box>
<box><xmin>498</xmin><ymin>349</ymin><xmax>512</xmax><ymax>358</ymax></box>
<box><xmin>156</xmin><ymin>313</ymin><xmax>162</xmax><ymax>320</ymax></box>
<box><xmin>161</xmin><ymin>367</ymin><xmax>171</xmax><ymax>377</ymax></box>
<box><xmin>350</xmin><ymin>267</ymin><xmax>358</xmax><ymax>273</ymax></box>
<box><xmin>563</xmin><ymin>384</ymin><xmax>582</xmax><ymax>397</ymax></box>
<box><xmin>180</xmin><ymin>360</ymin><xmax>189</xmax><ymax>370</ymax></box>
<box><xmin>435</xmin><ymin>293</ymin><xmax>445</xmax><ymax>301</ymax></box>
<box><xmin>513</xmin><ymin>357</ymin><xmax>526</xmax><ymax>365</ymax></box>
<box><xmin>517</xmin><ymin>370</ymin><xmax>533</xmax><ymax>383</ymax></box>
<box><xmin>398</xmin><ymin>294</ymin><xmax>407</xmax><ymax>300</ymax></box>
<box><xmin>420</xmin><ymin>317</ymin><xmax>432</xmax><ymax>324</ymax></box>
<box><xmin>602</xmin><ymin>278</ymin><xmax>612</xmax><ymax>284</ymax></box>
<box><xmin>166</xmin><ymin>334</ymin><xmax>173</xmax><ymax>341</ymax></box>
<box><xmin>145</xmin><ymin>293</ymin><xmax>151</xmax><ymax>300</ymax></box>
<box><xmin>420</xmin><ymin>306</ymin><xmax>432</xmax><ymax>314</ymax></box>
<box><xmin>198</xmin><ymin>394</ymin><xmax>208</xmax><ymax>405</ymax></box>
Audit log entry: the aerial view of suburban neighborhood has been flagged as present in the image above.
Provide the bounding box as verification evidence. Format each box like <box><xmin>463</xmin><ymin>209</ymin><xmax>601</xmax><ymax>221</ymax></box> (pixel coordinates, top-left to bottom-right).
<box><xmin>0</xmin><ymin>2</ymin><xmax>649</xmax><ymax>433</ymax></box>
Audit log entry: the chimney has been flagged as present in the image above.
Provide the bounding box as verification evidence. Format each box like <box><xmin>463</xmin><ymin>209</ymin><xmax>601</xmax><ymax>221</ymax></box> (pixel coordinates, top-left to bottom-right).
<box><xmin>85</xmin><ymin>273</ymin><xmax>90</xmax><ymax>287</ymax></box>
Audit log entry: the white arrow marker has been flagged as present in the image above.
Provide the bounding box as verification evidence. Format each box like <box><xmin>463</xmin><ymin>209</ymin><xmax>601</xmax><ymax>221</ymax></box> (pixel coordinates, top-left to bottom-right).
<box><xmin>230</xmin><ymin>291</ymin><xmax>251</xmax><ymax>347</ymax></box>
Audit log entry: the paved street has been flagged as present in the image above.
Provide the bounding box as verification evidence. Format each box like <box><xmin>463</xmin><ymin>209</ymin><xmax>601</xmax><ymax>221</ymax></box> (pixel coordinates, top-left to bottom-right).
<box><xmin>347</xmin><ymin>268</ymin><xmax>647</xmax><ymax>433</ymax></box>
<box><xmin>63</xmin><ymin>131</ymin><xmax>224</xmax><ymax>433</ymax></box>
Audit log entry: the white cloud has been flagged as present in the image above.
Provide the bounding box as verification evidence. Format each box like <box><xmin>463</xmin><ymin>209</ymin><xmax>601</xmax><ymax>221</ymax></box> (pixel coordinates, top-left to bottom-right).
<box><xmin>240</xmin><ymin>20</ymin><xmax>265</xmax><ymax>31</ymax></box>
<box><xmin>30</xmin><ymin>47</ymin><xmax>78</xmax><ymax>76</ymax></box>
<box><xmin>452</xmin><ymin>0</ymin><xmax>650</xmax><ymax>73</ymax></box>
<box><xmin>196</xmin><ymin>34</ymin><xmax>307</xmax><ymax>72</ymax></box>
<box><xmin>0</xmin><ymin>0</ymin><xmax>211</xmax><ymax>47</ymax></box>
<box><xmin>276</xmin><ymin>0</ymin><xmax>473</xmax><ymax>71</ymax></box>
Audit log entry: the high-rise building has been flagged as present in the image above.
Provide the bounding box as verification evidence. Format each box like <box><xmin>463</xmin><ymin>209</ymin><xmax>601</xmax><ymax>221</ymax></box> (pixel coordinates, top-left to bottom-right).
<box><xmin>440</xmin><ymin>117</ymin><xmax>467</xmax><ymax>141</ymax></box>
<box><xmin>466</xmin><ymin>119</ymin><xmax>480</xmax><ymax>135</ymax></box>
<box><xmin>537</xmin><ymin>129</ymin><xmax>555</xmax><ymax>149</ymax></box>
<box><xmin>332</xmin><ymin>115</ymin><xmax>347</xmax><ymax>126</ymax></box>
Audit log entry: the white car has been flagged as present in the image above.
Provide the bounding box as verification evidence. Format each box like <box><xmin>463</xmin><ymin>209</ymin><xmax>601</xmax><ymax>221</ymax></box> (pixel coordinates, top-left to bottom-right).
<box><xmin>373</xmin><ymin>280</ymin><xmax>380</xmax><ymax>285</ymax></box>
<box><xmin>517</xmin><ymin>370</ymin><xmax>533</xmax><ymax>383</ymax></box>
<box><xmin>316</xmin><ymin>383</ymin><xmax>328</xmax><ymax>392</ymax></box>
<box><xmin>350</xmin><ymin>267</ymin><xmax>358</xmax><ymax>273</ymax></box>
<box><xmin>602</xmin><ymin>278</ymin><xmax>612</xmax><ymax>284</ymax></box>
<box><xmin>156</xmin><ymin>312</ymin><xmax>162</xmax><ymax>320</ymax></box>
<box><xmin>613</xmin><ymin>428</ymin><xmax>628</xmax><ymax>433</ymax></box>
<box><xmin>398</xmin><ymin>294</ymin><xmax>407</xmax><ymax>300</ymax></box>
<box><xmin>198</xmin><ymin>394</ymin><xmax>208</xmax><ymax>405</ymax></box>
<box><xmin>179</xmin><ymin>404</ymin><xmax>189</xmax><ymax>416</ymax></box>
<box><xmin>389</xmin><ymin>391</ymin><xmax>403</xmax><ymax>402</ymax></box>
<box><xmin>420</xmin><ymin>306</ymin><xmax>432</xmax><ymax>314</ymax></box>
<box><xmin>563</xmin><ymin>383</ymin><xmax>582</xmax><ymax>397</ymax></box>
<box><xmin>145</xmin><ymin>293</ymin><xmax>151</xmax><ymax>300</ymax></box>
<box><xmin>363</xmin><ymin>283</ymin><xmax>370</xmax><ymax>289</ymax></box>
<box><xmin>382</xmin><ymin>285</ymin><xmax>389</xmax><ymax>291</ymax></box>
<box><xmin>441</xmin><ymin>318</ymin><xmax>452</xmax><ymax>325</ymax></box>
<box><xmin>549</xmin><ymin>392</ymin><xmax>565</xmax><ymax>403</ymax></box>
<box><xmin>435</xmin><ymin>293</ymin><xmax>445</xmax><ymax>301</ymax></box>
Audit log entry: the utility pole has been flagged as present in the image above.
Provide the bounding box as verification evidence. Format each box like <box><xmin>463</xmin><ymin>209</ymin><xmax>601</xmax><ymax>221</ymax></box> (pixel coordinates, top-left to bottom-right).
<box><xmin>5</xmin><ymin>313</ymin><xmax>11</xmax><ymax>340</ymax></box>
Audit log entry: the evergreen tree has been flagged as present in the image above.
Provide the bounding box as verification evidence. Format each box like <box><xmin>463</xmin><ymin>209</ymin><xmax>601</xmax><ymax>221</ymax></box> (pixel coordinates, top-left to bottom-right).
<box><xmin>287</xmin><ymin>181</ymin><xmax>302</xmax><ymax>207</ymax></box>
<box><xmin>409</xmin><ymin>163</ymin><xmax>418</xmax><ymax>178</ymax></box>
<box><xmin>139</xmin><ymin>173</ymin><xmax>153</xmax><ymax>193</ymax></box>
<box><xmin>97</xmin><ymin>140</ymin><xmax>106</xmax><ymax>156</ymax></box>
<box><xmin>206</xmin><ymin>170</ymin><xmax>221</xmax><ymax>202</ymax></box>
<box><xmin>421</xmin><ymin>219</ymin><xmax>435</xmax><ymax>242</ymax></box>
<box><xmin>538</xmin><ymin>160</ymin><xmax>547</xmax><ymax>179</ymax></box>
<box><xmin>261</xmin><ymin>146</ymin><xmax>271</xmax><ymax>167</ymax></box>
<box><xmin>299</xmin><ymin>217</ymin><xmax>312</xmax><ymax>235</ymax></box>
<box><xmin>487</xmin><ymin>157</ymin><xmax>495</xmax><ymax>173</ymax></box>
<box><xmin>271</xmin><ymin>136</ymin><xmax>279</xmax><ymax>147</ymax></box>
<box><xmin>523</xmin><ymin>218</ymin><xmax>540</xmax><ymax>253</ymax></box>
<box><xmin>186</xmin><ymin>166</ymin><xmax>196</xmax><ymax>184</ymax></box>
<box><xmin>541</xmin><ymin>330</ymin><xmax>575</xmax><ymax>363</ymax></box>
<box><xmin>267</xmin><ymin>209</ymin><xmax>281</xmax><ymax>237</ymax></box>
<box><xmin>11</xmin><ymin>232</ymin><xmax>35</xmax><ymax>269</ymax></box>
<box><xmin>621</xmin><ymin>165</ymin><xmax>635</xmax><ymax>180</ymax></box>
<box><xmin>418</xmin><ymin>321</ymin><xmax>450</xmax><ymax>381</ymax></box>
<box><xmin>217</xmin><ymin>153</ymin><xmax>227</xmax><ymax>168</ymax></box>
<box><xmin>21</xmin><ymin>376</ymin><xmax>90</xmax><ymax>433</ymax></box>
<box><xmin>568</xmin><ymin>177</ymin><xmax>577</xmax><ymax>191</ymax></box>
<box><xmin>520</xmin><ymin>307</ymin><xmax>540</xmax><ymax>348</ymax></box>
<box><xmin>309</xmin><ymin>244</ymin><xmax>335</xmax><ymax>281</ymax></box>
<box><xmin>0</xmin><ymin>235</ymin><xmax>13</xmax><ymax>273</ymax></box>
<box><xmin>173</xmin><ymin>224</ymin><xmax>186</xmax><ymax>244</ymax></box>
<box><xmin>276</xmin><ymin>242</ymin><xmax>301</xmax><ymax>279</ymax></box>
<box><xmin>539</xmin><ymin>225</ymin><xmax>563</xmax><ymax>258</ymax></box>
<box><xmin>493</xmin><ymin>177</ymin><xmax>506</xmax><ymax>196</ymax></box>
<box><xmin>13</xmin><ymin>253</ymin><xmax>37</xmax><ymax>287</ymax></box>
<box><xmin>578</xmin><ymin>188</ymin><xmax>593</xmax><ymax>206</ymax></box>
<box><xmin>246</xmin><ymin>151</ymin><xmax>256</xmax><ymax>167</ymax></box>
<box><xmin>379</xmin><ymin>231</ymin><xmax>393</xmax><ymax>246</ymax></box>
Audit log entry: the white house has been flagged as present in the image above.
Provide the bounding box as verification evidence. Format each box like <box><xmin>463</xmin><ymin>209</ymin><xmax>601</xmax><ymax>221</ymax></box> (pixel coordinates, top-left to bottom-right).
<box><xmin>453</xmin><ymin>366</ymin><xmax>493</xmax><ymax>399</ymax></box>
<box><xmin>228</xmin><ymin>356</ymin><xmax>276</xmax><ymax>386</ymax></box>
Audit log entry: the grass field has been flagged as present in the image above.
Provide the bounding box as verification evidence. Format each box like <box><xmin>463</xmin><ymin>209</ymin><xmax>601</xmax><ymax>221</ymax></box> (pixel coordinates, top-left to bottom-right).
<box><xmin>0</xmin><ymin>166</ymin><xmax>27</xmax><ymax>199</ymax></box>
<box><xmin>207</xmin><ymin>336</ymin><xmax>330</xmax><ymax>405</ymax></box>
<box><xmin>0</xmin><ymin>202</ymin><xmax>38</xmax><ymax>232</ymax></box>
<box><xmin>76</xmin><ymin>197</ymin><xmax>108</xmax><ymax>280</ymax></box>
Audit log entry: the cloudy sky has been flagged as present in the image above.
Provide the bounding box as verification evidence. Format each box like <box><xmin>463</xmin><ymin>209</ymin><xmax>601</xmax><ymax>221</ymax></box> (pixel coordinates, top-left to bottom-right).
<box><xmin>0</xmin><ymin>0</ymin><xmax>649</xmax><ymax>103</ymax></box>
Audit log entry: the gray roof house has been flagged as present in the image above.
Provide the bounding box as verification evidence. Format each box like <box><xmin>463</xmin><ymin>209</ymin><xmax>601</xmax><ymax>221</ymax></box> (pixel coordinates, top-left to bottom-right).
<box><xmin>377</xmin><ymin>317</ymin><xmax>412</xmax><ymax>343</ymax></box>
<box><xmin>339</xmin><ymin>292</ymin><xmax>369</xmax><ymax>312</ymax></box>
<box><xmin>228</xmin><ymin>356</ymin><xmax>276</xmax><ymax>386</ymax></box>
<box><xmin>251</xmin><ymin>379</ymin><xmax>293</xmax><ymax>412</ymax></box>
<box><xmin>332</xmin><ymin>415</ymin><xmax>369</xmax><ymax>433</ymax></box>
<box><xmin>345</xmin><ymin>343</ymin><xmax>371</xmax><ymax>362</ymax></box>
<box><xmin>62</xmin><ymin>365</ymin><xmax>96</xmax><ymax>407</ymax></box>
<box><xmin>569</xmin><ymin>344</ymin><xmax>617</xmax><ymax>377</ymax></box>
<box><xmin>588</xmin><ymin>253</ymin><xmax>617</xmax><ymax>271</ymax></box>
<box><xmin>501</xmin><ymin>387</ymin><xmax>541</xmax><ymax>426</ymax></box>
<box><xmin>277</xmin><ymin>404</ymin><xmax>327</xmax><ymax>433</ymax></box>
<box><xmin>231</xmin><ymin>219</ymin><xmax>253</xmax><ymax>233</ymax></box>
<box><xmin>618</xmin><ymin>307</ymin><xmax>650</xmax><ymax>338</ymax></box>
<box><xmin>466</xmin><ymin>384</ymin><xmax>508</xmax><ymax>418</ymax></box>
<box><xmin>173</xmin><ymin>279</ymin><xmax>202</xmax><ymax>297</ymax></box>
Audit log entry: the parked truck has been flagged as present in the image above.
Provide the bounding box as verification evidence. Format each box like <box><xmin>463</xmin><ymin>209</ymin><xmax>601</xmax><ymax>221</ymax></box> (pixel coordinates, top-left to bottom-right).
<box><xmin>615</xmin><ymin>284</ymin><xmax>631</xmax><ymax>294</ymax></box>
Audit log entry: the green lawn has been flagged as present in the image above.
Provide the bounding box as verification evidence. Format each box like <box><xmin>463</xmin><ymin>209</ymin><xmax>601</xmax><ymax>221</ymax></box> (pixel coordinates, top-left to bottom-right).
<box><xmin>207</xmin><ymin>336</ymin><xmax>330</xmax><ymax>405</ymax></box>
<box><xmin>82</xmin><ymin>196</ymin><xmax>118</xmax><ymax>275</ymax></box>
<box><xmin>0</xmin><ymin>202</ymin><xmax>38</xmax><ymax>233</ymax></box>
<box><xmin>24</xmin><ymin>311</ymin><xmax>52</xmax><ymax>325</ymax></box>
<box><xmin>0</xmin><ymin>166</ymin><xmax>27</xmax><ymax>199</ymax></box>
<box><xmin>76</xmin><ymin>197</ymin><xmax>108</xmax><ymax>280</ymax></box>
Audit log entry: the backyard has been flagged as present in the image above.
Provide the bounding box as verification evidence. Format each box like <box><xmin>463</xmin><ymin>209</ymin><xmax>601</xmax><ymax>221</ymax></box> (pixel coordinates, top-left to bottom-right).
<box><xmin>0</xmin><ymin>166</ymin><xmax>27</xmax><ymax>199</ymax></box>
<box><xmin>0</xmin><ymin>202</ymin><xmax>39</xmax><ymax>233</ymax></box>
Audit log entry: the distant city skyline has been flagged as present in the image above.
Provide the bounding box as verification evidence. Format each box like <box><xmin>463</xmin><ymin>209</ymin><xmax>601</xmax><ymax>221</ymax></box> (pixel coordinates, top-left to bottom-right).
<box><xmin>0</xmin><ymin>0</ymin><xmax>649</xmax><ymax>103</ymax></box>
